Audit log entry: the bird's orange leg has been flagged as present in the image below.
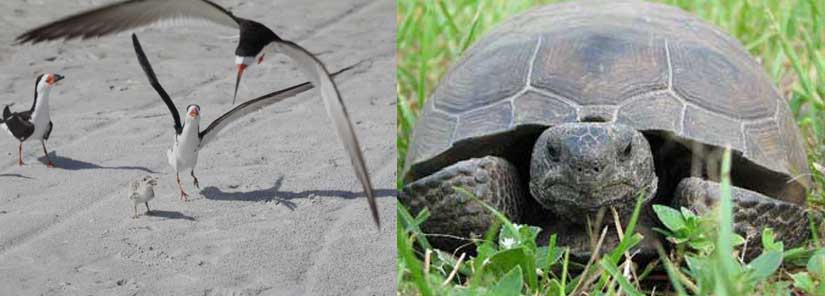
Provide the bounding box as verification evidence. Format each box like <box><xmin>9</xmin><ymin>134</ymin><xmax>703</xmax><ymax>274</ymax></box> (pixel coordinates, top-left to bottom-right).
<box><xmin>41</xmin><ymin>141</ymin><xmax>54</xmax><ymax>168</ymax></box>
<box><xmin>177</xmin><ymin>174</ymin><xmax>189</xmax><ymax>201</ymax></box>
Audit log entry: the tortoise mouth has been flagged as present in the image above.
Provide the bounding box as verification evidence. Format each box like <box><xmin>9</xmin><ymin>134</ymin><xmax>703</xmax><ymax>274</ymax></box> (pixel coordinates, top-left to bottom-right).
<box><xmin>533</xmin><ymin>168</ymin><xmax>657</xmax><ymax>219</ymax></box>
<box><xmin>541</xmin><ymin>182</ymin><xmax>638</xmax><ymax>210</ymax></box>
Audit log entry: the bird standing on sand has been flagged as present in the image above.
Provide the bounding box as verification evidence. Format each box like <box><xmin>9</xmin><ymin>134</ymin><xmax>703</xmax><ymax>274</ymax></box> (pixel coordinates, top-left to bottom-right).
<box><xmin>1</xmin><ymin>73</ymin><xmax>65</xmax><ymax>168</ymax></box>
<box><xmin>17</xmin><ymin>0</ymin><xmax>380</xmax><ymax>227</ymax></box>
<box><xmin>131</xmin><ymin>34</ymin><xmax>352</xmax><ymax>201</ymax></box>
<box><xmin>128</xmin><ymin>175</ymin><xmax>158</xmax><ymax>218</ymax></box>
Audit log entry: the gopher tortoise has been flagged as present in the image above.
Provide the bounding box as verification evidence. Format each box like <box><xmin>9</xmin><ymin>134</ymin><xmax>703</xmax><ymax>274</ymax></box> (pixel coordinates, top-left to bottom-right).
<box><xmin>400</xmin><ymin>0</ymin><xmax>813</xmax><ymax>258</ymax></box>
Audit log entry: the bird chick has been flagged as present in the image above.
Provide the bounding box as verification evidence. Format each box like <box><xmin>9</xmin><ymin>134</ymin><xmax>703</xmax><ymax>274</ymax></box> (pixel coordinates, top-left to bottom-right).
<box><xmin>128</xmin><ymin>175</ymin><xmax>158</xmax><ymax>218</ymax></box>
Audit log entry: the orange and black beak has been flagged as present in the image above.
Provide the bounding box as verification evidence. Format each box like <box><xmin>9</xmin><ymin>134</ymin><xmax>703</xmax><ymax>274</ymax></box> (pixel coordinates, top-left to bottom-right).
<box><xmin>233</xmin><ymin>64</ymin><xmax>247</xmax><ymax>105</ymax></box>
<box><xmin>188</xmin><ymin>108</ymin><xmax>199</xmax><ymax>118</ymax></box>
<box><xmin>47</xmin><ymin>74</ymin><xmax>65</xmax><ymax>85</ymax></box>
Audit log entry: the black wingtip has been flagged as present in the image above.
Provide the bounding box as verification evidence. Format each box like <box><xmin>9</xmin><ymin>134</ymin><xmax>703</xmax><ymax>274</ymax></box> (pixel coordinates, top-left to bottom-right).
<box><xmin>13</xmin><ymin>34</ymin><xmax>30</xmax><ymax>46</ymax></box>
<box><xmin>370</xmin><ymin>201</ymin><xmax>381</xmax><ymax>230</ymax></box>
<box><xmin>2</xmin><ymin>105</ymin><xmax>11</xmax><ymax>121</ymax></box>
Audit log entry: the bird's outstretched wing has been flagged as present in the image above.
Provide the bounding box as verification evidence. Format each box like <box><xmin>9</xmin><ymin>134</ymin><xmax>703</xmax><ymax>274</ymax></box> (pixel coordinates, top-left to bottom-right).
<box><xmin>199</xmin><ymin>65</ymin><xmax>356</xmax><ymax>147</ymax></box>
<box><xmin>267</xmin><ymin>40</ymin><xmax>379</xmax><ymax>228</ymax></box>
<box><xmin>17</xmin><ymin>0</ymin><xmax>239</xmax><ymax>44</ymax></box>
<box><xmin>131</xmin><ymin>34</ymin><xmax>182</xmax><ymax>134</ymax></box>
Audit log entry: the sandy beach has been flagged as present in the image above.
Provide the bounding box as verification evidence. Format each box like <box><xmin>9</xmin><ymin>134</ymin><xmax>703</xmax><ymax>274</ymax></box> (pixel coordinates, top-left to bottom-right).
<box><xmin>0</xmin><ymin>0</ymin><xmax>396</xmax><ymax>295</ymax></box>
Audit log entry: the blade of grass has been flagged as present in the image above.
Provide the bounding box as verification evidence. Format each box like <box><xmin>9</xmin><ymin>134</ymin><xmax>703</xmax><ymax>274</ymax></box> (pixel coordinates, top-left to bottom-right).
<box><xmin>458</xmin><ymin>1</ymin><xmax>484</xmax><ymax>55</ymax></box>
<box><xmin>599</xmin><ymin>258</ymin><xmax>644</xmax><ymax>296</ymax></box>
<box><xmin>398</xmin><ymin>219</ymin><xmax>434</xmax><ymax>296</ymax></box>
<box><xmin>715</xmin><ymin>148</ymin><xmax>737</xmax><ymax>295</ymax></box>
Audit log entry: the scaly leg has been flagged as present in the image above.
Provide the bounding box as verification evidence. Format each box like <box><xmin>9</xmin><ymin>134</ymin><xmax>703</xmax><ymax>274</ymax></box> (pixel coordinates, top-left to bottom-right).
<box><xmin>675</xmin><ymin>177</ymin><xmax>814</xmax><ymax>259</ymax></box>
<box><xmin>41</xmin><ymin>141</ymin><xmax>54</xmax><ymax>168</ymax></box>
<box><xmin>177</xmin><ymin>174</ymin><xmax>189</xmax><ymax>201</ymax></box>
<box><xmin>133</xmin><ymin>204</ymin><xmax>138</xmax><ymax>219</ymax></box>
<box><xmin>145</xmin><ymin>202</ymin><xmax>151</xmax><ymax>214</ymax></box>
<box><xmin>401</xmin><ymin>156</ymin><xmax>526</xmax><ymax>251</ymax></box>
<box><xmin>191</xmin><ymin>170</ymin><xmax>200</xmax><ymax>189</ymax></box>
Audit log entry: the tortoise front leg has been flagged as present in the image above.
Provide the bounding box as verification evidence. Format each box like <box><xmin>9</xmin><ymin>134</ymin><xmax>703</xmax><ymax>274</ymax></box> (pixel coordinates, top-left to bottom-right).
<box><xmin>401</xmin><ymin>156</ymin><xmax>526</xmax><ymax>252</ymax></box>
<box><xmin>674</xmin><ymin>177</ymin><xmax>812</xmax><ymax>258</ymax></box>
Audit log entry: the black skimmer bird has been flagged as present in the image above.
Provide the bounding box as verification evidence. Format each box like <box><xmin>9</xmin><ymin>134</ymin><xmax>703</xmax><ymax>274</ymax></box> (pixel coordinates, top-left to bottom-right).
<box><xmin>131</xmin><ymin>34</ymin><xmax>354</xmax><ymax>202</ymax></box>
<box><xmin>1</xmin><ymin>73</ymin><xmax>65</xmax><ymax>168</ymax></box>
<box><xmin>128</xmin><ymin>175</ymin><xmax>158</xmax><ymax>218</ymax></box>
<box><xmin>17</xmin><ymin>0</ymin><xmax>380</xmax><ymax>228</ymax></box>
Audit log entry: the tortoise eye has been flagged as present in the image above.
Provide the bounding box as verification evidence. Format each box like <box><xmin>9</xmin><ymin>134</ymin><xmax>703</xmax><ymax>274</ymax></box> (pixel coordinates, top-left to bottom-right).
<box><xmin>547</xmin><ymin>143</ymin><xmax>560</xmax><ymax>162</ymax></box>
<box><xmin>621</xmin><ymin>140</ymin><xmax>632</xmax><ymax>159</ymax></box>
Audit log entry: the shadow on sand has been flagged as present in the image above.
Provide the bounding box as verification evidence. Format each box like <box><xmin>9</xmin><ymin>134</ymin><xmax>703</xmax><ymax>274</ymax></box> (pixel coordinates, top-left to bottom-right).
<box><xmin>199</xmin><ymin>176</ymin><xmax>397</xmax><ymax>210</ymax></box>
<box><xmin>145</xmin><ymin>210</ymin><xmax>196</xmax><ymax>221</ymax></box>
<box><xmin>0</xmin><ymin>173</ymin><xmax>32</xmax><ymax>179</ymax></box>
<box><xmin>38</xmin><ymin>151</ymin><xmax>157</xmax><ymax>173</ymax></box>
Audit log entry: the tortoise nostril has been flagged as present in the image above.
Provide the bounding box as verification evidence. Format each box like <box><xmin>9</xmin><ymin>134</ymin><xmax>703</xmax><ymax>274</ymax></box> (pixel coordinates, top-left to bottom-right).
<box><xmin>573</xmin><ymin>164</ymin><xmax>603</xmax><ymax>175</ymax></box>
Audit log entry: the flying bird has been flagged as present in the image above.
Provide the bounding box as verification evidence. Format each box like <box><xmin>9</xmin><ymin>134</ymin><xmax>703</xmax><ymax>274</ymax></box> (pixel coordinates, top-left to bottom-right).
<box><xmin>1</xmin><ymin>73</ymin><xmax>65</xmax><ymax>168</ymax></box>
<box><xmin>131</xmin><ymin>34</ymin><xmax>355</xmax><ymax>202</ymax></box>
<box><xmin>17</xmin><ymin>0</ymin><xmax>380</xmax><ymax>228</ymax></box>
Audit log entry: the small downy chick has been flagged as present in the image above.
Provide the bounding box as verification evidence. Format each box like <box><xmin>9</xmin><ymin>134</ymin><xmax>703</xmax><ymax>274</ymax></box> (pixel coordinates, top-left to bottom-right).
<box><xmin>128</xmin><ymin>175</ymin><xmax>158</xmax><ymax>218</ymax></box>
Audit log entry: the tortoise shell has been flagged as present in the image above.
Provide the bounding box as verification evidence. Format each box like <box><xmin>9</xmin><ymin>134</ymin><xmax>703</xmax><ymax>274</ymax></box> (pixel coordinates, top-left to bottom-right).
<box><xmin>403</xmin><ymin>0</ymin><xmax>811</xmax><ymax>202</ymax></box>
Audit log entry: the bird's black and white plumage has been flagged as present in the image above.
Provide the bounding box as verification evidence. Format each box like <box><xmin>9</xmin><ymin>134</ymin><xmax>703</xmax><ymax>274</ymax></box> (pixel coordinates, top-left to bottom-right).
<box><xmin>17</xmin><ymin>0</ymin><xmax>380</xmax><ymax>228</ymax></box>
<box><xmin>1</xmin><ymin>73</ymin><xmax>64</xmax><ymax>167</ymax></box>
<box><xmin>132</xmin><ymin>34</ymin><xmax>354</xmax><ymax>202</ymax></box>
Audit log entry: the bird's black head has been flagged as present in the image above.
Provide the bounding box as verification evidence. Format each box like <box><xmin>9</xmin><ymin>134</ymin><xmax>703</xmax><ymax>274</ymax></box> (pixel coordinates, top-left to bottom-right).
<box><xmin>233</xmin><ymin>19</ymin><xmax>280</xmax><ymax>104</ymax></box>
<box><xmin>186</xmin><ymin>104</ymin><xmax>201</xmax><ymax>119</ymax></box>
<box><xmin>235</xmin><ymin>19</ymin><xmax>280</xmax><ymax>57</ymax></box>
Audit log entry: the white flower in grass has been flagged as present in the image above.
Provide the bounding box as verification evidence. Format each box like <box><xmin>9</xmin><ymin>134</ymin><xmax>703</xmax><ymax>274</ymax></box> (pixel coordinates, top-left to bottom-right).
<box><xmin>501</xmin><ymin>237</ymin><xmax>517</xmax><ymax>249</ymax></box>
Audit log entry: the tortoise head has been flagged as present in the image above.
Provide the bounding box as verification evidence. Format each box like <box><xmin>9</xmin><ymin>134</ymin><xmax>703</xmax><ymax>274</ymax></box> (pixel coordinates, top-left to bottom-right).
<box><xmin>529</xmin><ymin>122</ymin><xmax>657</xmax><ymax>220</ymax></box>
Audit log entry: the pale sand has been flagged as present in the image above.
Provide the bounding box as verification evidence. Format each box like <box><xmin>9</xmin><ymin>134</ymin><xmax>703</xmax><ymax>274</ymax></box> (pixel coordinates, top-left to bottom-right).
<box><xmin>0</xmin><ymin>0</ymin><xmax>396</xmax><ymax>295</ymax></box>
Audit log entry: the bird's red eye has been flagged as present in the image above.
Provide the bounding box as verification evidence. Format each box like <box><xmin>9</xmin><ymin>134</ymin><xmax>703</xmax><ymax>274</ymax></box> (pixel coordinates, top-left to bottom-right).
<box><xmin>46</xmin><ymin>75</ymin><xmax>54</xmax><ymax>84</ymax></box>
<box><xmin>257</xmin><ymin>54</ymin><xmax>265</xmax><ymax>64</ymax></box>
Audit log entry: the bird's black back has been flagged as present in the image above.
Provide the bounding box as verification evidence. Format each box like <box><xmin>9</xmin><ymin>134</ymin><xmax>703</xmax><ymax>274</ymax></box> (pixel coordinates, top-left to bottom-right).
<box><xmin>31</xmin><ymin>74</ymin><xmax>45</xmax><ymax>114</ymax></box>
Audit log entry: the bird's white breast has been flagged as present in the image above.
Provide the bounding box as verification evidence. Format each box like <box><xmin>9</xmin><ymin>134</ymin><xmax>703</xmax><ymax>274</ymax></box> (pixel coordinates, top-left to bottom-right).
<box><xmin>130</xmin><ymin>186</ymin><xmax>155</xmax><ymax>204</ymax></box>
<box><xmin>170</xmin><ymin>126</ymin><xmax>200</xmax><ymax>172</ymax></box>
<box><xmin>29</xmin><ymin>94</ymin><xmax>51</xmax><ymax>141</ymax></box>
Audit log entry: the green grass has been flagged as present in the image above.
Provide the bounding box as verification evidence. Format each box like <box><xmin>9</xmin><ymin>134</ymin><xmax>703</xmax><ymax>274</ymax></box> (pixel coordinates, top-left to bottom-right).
<box><xmin>398</xmin><ymin>0</ymin><xmax>825</xmax><ymax>294</ymax></box>
<box><xmin>399</xmin><ymin>158</ymin><xmax>825</xmax><ymax>295</ymax></box>
<box><xmin>398</xmin><ymin>150</ymin><xmax>825</xmax><ymax>294</ymax></box>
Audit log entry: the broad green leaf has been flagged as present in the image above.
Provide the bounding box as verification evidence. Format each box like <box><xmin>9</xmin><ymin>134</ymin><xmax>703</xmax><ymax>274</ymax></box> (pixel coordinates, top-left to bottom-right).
<box><xmin>680</xmin><ymin>207</ymin><xmax>698</xmax><ymax>220</ymax></box>
<box><xmin>807</xmin><ymin>252</ymin><xmax>825</xmax><ymax>278</ymax></box>
<box><xmin>731</xmin><ymin>233</ymin><xmax>746</xmax><ymax>247</ymax></box>
<box><xmin>791</xmin><ymin>272</ymin><xmax>815</xmax><ymax>294</ymax></box>
<box><xmin>487</xmin><ymin>247</ymin><xmax>530</xmax><ymax>281</ymax></box>
<box><xmin>760</xmin><ymin>228</ymin><xmax>783</xmax><ymax>252</ymax></box>
<box><xmin>784</xmin><ymin>247</ymin><xmax>816</xmax><ymax>267</ymax></box>
<box><xmin>490</xmin><ymin>266</ymin><xmax>523</xmax><ymax>296</ymax></box>
<box><xmin>653</xmin><ymin>204</ymin><xmax>687</xmax><ymax>231</ymax></box>
<box><xmin>536</xmin><ymin>246</ymin><xmax>563</xmax><ymax>271</ymax></box>
<box><xmin>688</xmin><ymin>239</ymin><xmax>715</xmax><ymax>254</ymax></box>
<box><xmin>747</xmin><ymin>250</ymin><xmax>783</xmax><ymax>282</ymax></box>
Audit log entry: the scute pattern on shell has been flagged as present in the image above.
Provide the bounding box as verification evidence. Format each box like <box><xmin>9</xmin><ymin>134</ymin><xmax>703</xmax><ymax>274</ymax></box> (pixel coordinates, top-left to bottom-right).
<box><xmin>405</xmin><ymin>0</ymin><xmax>810</xmax><ymax>196</ymax></box>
